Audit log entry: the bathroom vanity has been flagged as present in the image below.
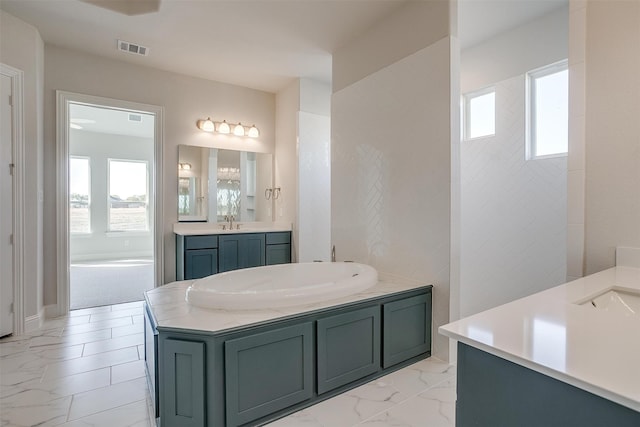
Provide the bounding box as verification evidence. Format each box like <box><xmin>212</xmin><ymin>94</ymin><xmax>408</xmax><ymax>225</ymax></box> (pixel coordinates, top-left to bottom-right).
<box><xmin>174</xmin><ymin>222</ymin><xmax>292</xmax><ymax>280</ymax></box>
<box><xmin>440</xmin><ymin>251</ymin><xmax>640</xmax><ymax>426</ymax></box>
<box><xmin>144</xmin><ymin>277</ymin><xmax>433</xmax><ymax>427</ymax></box>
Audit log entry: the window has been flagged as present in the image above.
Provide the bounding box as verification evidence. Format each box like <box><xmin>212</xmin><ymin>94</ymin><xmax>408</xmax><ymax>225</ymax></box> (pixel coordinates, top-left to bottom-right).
<box><xmin>69</xmin><ymin>156</ymin><xmax>91</xmax><ymax>233</ymax></box>
<box><xmin>108</xmin><ymin>159</ymin><xmax>149</xmax><ymax>232</ymax></box>
<box><xmin>463</xmin><ymin>88</ymin><xmax>495</xmax><ymax>140</ymax></box>
<box><xmin>527</xmin><ymin>61</ymin><xmax>568</xmax><ymax>159</ymax></box>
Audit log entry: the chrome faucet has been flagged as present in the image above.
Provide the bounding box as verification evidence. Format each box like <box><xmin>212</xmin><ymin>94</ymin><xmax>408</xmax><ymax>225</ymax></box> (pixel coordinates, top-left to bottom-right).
<box><xmin>331</xmin><ymin>245</ymin><xmax>336</xmax><ymax>262</ymax></box>
<box><xmin>224</xmin><ymin>215</ymin><xmax>234</xmax><ymax>229</ymax></box>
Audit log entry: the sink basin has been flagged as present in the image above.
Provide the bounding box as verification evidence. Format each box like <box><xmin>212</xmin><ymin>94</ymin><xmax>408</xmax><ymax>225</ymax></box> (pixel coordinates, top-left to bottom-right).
<box><xmin>577</xmin><ymin>287</ymin><xmax>640</xmax><ymax>317</ymax></box>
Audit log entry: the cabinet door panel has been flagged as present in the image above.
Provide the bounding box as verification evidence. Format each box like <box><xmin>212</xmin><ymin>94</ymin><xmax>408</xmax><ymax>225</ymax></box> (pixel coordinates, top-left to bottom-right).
<box><xmin>266</xmin><ymin>243</ymin><xmax>291</xmax><ymax>265</ymax></box>
<box><xmin>162</xmin><ymin>339</ymin><xmax>206</xmax><ymax>427</ymax></box>
<box><xmin>218</xmin><ymin>237</ymin><xmax>240</xmax><ymax>272</ymax></box>
<box><xmin>317</xmin><ymin>306</ymin><xmax>380</xmax><ymax>394</ymax></box>
<box><xmin>225</xmin><ymin>323</ymin><xmax>313</xmax><ymax>426</ymax></box>
<box><xmin>383</xmin><ymin>293</ymin><xmax>431</xmax><ymax>368</ymax></box>
<box><xmin>184</xmin><ymin>248</ymin><xmax>218</xmax><ymax>279</ymax></box>
<box><xmin>244</xmin><ymin>234</ymin><xmax>266</xmax><ymax>268</ymax></box>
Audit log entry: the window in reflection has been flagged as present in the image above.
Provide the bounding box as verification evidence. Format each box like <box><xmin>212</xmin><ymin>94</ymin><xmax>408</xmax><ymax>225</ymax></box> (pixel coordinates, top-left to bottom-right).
<box><xmin>532</xmin><ymin>318</ymin><xmax>566</xmax><ymax>371</ymax></box>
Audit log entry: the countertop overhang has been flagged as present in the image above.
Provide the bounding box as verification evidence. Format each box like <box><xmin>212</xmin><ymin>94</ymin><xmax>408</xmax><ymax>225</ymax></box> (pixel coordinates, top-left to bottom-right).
<box><xmin>146</xmin><ymin>274</ymin><xmax>431</xmax><ymax>336</ymax></box>
<box><xmin>173</xmin><ymin>221</ymin><xmax>292</xmax><ymax>236</ymax></box>
<box><xmin>440</xmin><ymin>265</ymin><xmax>640</xmax><ymax>412</ymax></box>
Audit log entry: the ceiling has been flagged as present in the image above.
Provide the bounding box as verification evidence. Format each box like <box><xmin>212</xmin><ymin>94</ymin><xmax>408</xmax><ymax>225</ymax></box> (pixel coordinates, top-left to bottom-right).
<box><xmin>1</xmin><ymin>0</ymin><xmax>567</xmax><ymax>93</ymax></box>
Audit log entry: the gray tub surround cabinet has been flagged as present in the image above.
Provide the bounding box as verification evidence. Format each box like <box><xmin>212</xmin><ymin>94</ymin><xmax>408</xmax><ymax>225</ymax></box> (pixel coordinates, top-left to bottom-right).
<box><xmin>144</xmin><ymin>278</ymin><xmax>433</xmax><ymax>427</ymax></box>
<box><xmin>174</xmin><ymin>222</ymin><xmax>292</xmax><ymax>280</ymax></box>
<box><xmin>440</xmin><ymin>257</ymin><xmax>640</xmax><ymax>426</ymax></box>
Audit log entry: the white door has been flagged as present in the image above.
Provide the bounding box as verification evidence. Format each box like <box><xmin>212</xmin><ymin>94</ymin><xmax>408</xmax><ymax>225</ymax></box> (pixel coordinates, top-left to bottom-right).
<box><xmin>0</xmin><ymin>73</ymin><xmax>14</xmax><ymax>337</ymax></box>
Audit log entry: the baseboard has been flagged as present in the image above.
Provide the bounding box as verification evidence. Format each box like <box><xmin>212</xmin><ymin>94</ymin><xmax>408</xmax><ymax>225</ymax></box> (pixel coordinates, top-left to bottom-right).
<box><xmin>44</xmin><ymin>304</ymin><xmax>60</xmax><ymax>319</ymax></box>
<box><xmin>24</xmin><ymin>308</ymin><xmax>44</xmax><ymax>333</ymax></box>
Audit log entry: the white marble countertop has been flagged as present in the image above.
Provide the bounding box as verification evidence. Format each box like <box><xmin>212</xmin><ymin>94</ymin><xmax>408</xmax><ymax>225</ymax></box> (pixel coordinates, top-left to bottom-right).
<box><xmin>439</xmin><ymin>264</ymin><xmax>640</xmax><ymax>412</ymax></box>
<box><xmin>145</xmin><ymin>275</ymin><xmax>430</xmax><ymax>335</ymax></box>
<box><xmin>173</xmin><ymin>221</ymin><xmax>292</xmax><ymax>235</ymax></box>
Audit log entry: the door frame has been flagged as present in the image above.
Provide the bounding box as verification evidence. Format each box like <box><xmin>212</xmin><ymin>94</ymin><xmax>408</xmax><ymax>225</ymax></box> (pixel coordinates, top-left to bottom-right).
<box><xmin>56</xmin><ymin>91</ymin><xmax>164</xmax><ymax>316</ymax></box>
<box><xmin>0</xmin><ymin>64</ymin><xmax>25</xmax><ymax>335</ymax></box>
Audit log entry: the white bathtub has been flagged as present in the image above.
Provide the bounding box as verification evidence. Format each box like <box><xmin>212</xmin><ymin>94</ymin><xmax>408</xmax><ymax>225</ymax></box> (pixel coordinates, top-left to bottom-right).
<box><xmin>185</xmin><ymin>262</ymin><xmax>378</xmax><ymax>310</ymax></box>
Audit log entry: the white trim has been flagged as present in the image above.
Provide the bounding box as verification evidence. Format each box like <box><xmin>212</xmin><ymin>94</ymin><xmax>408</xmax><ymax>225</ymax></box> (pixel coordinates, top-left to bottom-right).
<box><xmin>526</xmin><ymin>59</ymin><xmax>569</xmax><ymax>160</ymax></box>
<box><xmin>56</xmin><ymin>91</ymin><xmax>164</xmax><ymax>317</ymax></box>
<box><xmin>1</xmin><ymin>64</ymin><xmax>25</xmax><ymax>335</ymax></box>
<box><xmin>24</xmin><ymin>309</ymin><xmax>43</xmax><ymax>333</ymax></box>
<box><xmin>462</xmin><ymin>86</ymin><xmax>496</xmax><ymax>141</ymax></box>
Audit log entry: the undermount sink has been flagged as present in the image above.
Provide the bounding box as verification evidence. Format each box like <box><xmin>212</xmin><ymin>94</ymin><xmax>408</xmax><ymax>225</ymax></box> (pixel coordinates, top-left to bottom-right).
<box><xmin>577</xmin><ymin>287</ymin><xmax>640</xmax><ymax>317</ymax></box>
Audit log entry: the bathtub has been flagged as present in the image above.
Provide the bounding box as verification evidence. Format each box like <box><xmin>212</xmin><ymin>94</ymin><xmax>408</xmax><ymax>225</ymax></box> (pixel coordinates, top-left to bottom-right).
<box><xmin>185</xmin><ymin>262</ymin><xmax>378</xmax><ymax>310</ymax></box>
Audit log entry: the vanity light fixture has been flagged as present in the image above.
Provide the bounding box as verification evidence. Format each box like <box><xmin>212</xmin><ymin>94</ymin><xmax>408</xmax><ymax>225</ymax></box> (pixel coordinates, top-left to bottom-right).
<box><xmin>248</xmin><ymin>124</ymin><xmax>259</xmax><ymax>138</ymax></box>
<box><xmin>199</xmin><ymin>117</ymin><xmax>215</xmax><ymax>132</ymax></box>
<box><xmin>218</xmin><ymin>120</ymin><xmax>231</xmax><ymax>134</ymax></box>
<box><xmin>197</xmin><ymin>118</ymin><xmax>260</xmax><ymax>138</ymax></box>
<box><xmin>178</xmin><ymin>162</ymin><xmax>192</xmax><ymax>170</ymax></box>
<box><xmin>233</xmin><ymin>122</ymin><xmax>245</xmax><ymax>137</ymax></box>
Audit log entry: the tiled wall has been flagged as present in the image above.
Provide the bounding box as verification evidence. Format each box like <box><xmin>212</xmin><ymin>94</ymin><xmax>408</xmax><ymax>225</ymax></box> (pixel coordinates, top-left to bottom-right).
<box><xmin>583</xmin><ymin>0</ymin><xmax>640</xmax><ymax>274</ymax></box>
<box><xmin>460</xmin><ymin>75</ymin><xmax>568</xmax><ymax>317</ymax></box>
<box><xmin>332</xmin><ymin>39</ymin><xmax>452</xmax><ymax>360</ymax></box>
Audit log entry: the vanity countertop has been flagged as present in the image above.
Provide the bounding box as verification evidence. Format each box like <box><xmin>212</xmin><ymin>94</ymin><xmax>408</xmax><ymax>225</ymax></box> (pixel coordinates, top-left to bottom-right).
<box><xmin>145</xmin><ymin>274</ymin><xmax>430</xmax><ymax>335</ymax></box>
<box><xmin>173</xmin><ymin>221</ymin><xmax>292</xmax><ymax>236</ymax></box>
<box><xmin>440</xmin><ymin>264</ymin><xmax>640</xmax><ymax>412</ymax></box>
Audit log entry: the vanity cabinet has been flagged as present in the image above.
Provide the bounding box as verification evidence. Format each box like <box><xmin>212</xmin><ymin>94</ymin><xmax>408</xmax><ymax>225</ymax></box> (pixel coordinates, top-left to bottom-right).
<box><xmin>148</xmin><ymin>286</ymin><xmax>432</xmax><ymax>427</ymax></box>
<box><xmin>176</xmin><ymin>231</ymin><xmax>291</xmax><ymax>280</ymax></box>
<box><xmin>265</xmin><ymin>232</ymin><xmax>292</xmax><ymax>265</ymax></box>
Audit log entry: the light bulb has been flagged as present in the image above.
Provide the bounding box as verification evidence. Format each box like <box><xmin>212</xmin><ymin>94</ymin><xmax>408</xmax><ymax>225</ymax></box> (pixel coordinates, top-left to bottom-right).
<box><xmin>218</xmin><ymin>120</ymin><xmax>230</xmax><ymax>134</ymax></box>
<box><xmin>233</xmin><ymin>122</ymin><xmax>245</xmax><ymax>137</ymax></box>
<box><xmin>200</xmin><ymin>117</ymin><xmax>214</xmax><ymax>132</ymax></box>
<box><xmin>248</xmin><ymin>125</ymin><xmax>259</xmax><ymax>138</ymax></box>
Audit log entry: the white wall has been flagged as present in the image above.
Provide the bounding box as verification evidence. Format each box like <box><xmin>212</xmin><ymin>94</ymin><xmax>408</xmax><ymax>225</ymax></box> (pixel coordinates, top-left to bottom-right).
<box><xmin>298</xmin><ymin>79</ymin><xmax>331</xmax><ymax>262</ymax></box>
<box><xmin>461</xmin><ymin>7</ymin><xmax>569</xmax><ymax>93</ymax></box>
<box><xmin>459</xmin><ymin>7</ymin><xmax>569</xmax><ymax>317</ymax></box>
<box><xmin>332</xmin><ymin>1</ymin><xmax>455</xmax><ymax>360</ymax></box>
<box><xmin>275</xmin><ymin>78</ymin><xmax>332</xmax><ymax>263</ymax></box>
<box><xmin>69</xmin><ymin>131</ymin><xmax>154</xmax><ymax>261</ymax></box>
<box><xmin>583</xmin><ymin>0</ymin><xmax>640</xmax><ymax>273</ymax></box>
<box><xmin>0</xmin><ymin>11</ymin><xmax>44</xmax><ymax>322</ymax></box>
<box><xmin>44</xmin><ymin>45</ymin><xmax>276</xmax><ymax>305</ymax></box>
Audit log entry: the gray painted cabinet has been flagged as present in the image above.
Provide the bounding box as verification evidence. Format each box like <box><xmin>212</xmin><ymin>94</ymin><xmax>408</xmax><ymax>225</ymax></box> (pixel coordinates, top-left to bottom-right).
<box><xmin>176</xmin><ymin>231</ymin><xmax>291</xmax><ymax>280</ymax></box>
<box><xmin>382</xmin><ymin>293</ymin><xmax>431</xmax><ymax>369</ymax></box>
<box><xmin>317</xmin><ymin>306</ymin><xmax>380</xmax><ymax>394</ymax></box>
<box><xmin>225</xmin><ymin>323</ymin><xmax>313</xmax><ymax>425</ymax></box>
<box><xmin>147</xmin><ymin>286</ymin><xmax>432</xmax><ymax>427</ymax></box>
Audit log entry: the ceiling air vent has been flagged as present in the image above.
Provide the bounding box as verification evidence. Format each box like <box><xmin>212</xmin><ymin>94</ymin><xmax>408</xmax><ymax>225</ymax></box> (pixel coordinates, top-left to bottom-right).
<box><xmin>128</xmin><ymin>113</ymin><xmax>142</xmax><ymax>122</ymax></box>
<box><xmin>117</xmin><ymin>39</ymin><xmax>149</xmax><ymax>56</ymax></box>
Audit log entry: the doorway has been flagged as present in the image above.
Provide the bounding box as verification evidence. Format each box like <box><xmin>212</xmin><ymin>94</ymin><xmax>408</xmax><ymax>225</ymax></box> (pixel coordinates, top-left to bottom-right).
<box><xmin>57</xmin><ymin>92</ymin><xmax>163</xmax><ymax>313</ymax></box>
<box><xmin>0</xmin><ymin>64</ymin><xmax>24</xmax><ymax>337</ymax></box>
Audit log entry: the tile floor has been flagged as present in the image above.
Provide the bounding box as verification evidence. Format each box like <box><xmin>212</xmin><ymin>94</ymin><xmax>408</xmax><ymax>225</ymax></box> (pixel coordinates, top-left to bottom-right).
<box><xmin>0</xmin><ymin>301</ymin><xmax>456</xmax><ymax>427</ymax></box>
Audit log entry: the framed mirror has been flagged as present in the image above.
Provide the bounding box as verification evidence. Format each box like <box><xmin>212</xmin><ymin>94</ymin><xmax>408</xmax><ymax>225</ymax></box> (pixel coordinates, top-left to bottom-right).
<box><xmin>178</xmin><ymin>145</ymin><xmax>273</xmax><ymax>222</ymax></box>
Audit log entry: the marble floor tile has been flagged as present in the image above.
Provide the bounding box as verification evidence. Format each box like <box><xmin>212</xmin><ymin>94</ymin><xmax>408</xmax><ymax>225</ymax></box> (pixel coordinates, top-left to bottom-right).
<box><xmin>56</xmin><ymin>399</ymin><xmax>150</xmax><ymax>427</ymax></box>
<box><xmin>111</xmin><ymin>360</ymin><xmax>146</xmax><ymax>384</ymax></box>
<box><xmin>43</xmin><ymin>315</ymin><xmax>92</xmax><ymax>329</ymax></box>
<box><xmin>42</xmin><ymin>347</ymin><xmax>139</xmax><ymax>381</ymax></box>
<box><xmin>0</xmin><ymin>394</ymin><xmax>72</xmax><ymax>427</ymax></box>
<box><xmin>111</xmin><ymin>323</ymin><xmax>144</xmax><ymax>338</ymax></box>
<box><xmin>67</xmin><ymin>377</ymin><xmax>148</xmax><ymax>421</ymax></box>
<box><xmin>377</xmin><ymin>357</ymin><xmax>455</xmax><ymax>397</ymax></box>
<box><xmin>111</xmin><ymin>300</ymin><xmax>144</xmax><ymax>311</ymax></box>
<box><xmin>67</xmin><ymin>305</ymin><xmax>113</xmax><ymax>317</ymax></box>
<box><xmin>22</xmin><ymin>367</ymin><xmax>111</xmax><ymax>397</ymax></box>
<box><xmin>359</xmin><ymin>378</ymin><xmax>456</xmax><ymax>427</ymax></box>
<box><xmin>61</xmin><ymin>317</ymin><xmax>133</xmax><ymax>336</ymax></box>
<box><xmin>29</xmin><ymin>329</ymin><xmax>112</xmax><ymax>349</ymax></box>
<box><xmin>82</xmin><ymin>333</ymin><xmax>144</xmax><ymax>356</ymax></box>
<box><xmin>89</xmin><ymin>307</ymin><xmax>143</xmax><ymax>323</ymax></box>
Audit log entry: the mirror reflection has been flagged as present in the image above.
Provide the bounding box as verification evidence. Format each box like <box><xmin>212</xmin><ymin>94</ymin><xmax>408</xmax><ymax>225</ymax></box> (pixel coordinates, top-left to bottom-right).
<box><xmin>178</xmin><ymin>145</ymin><xmax>273</xmax><ymax>222</ymax></box>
